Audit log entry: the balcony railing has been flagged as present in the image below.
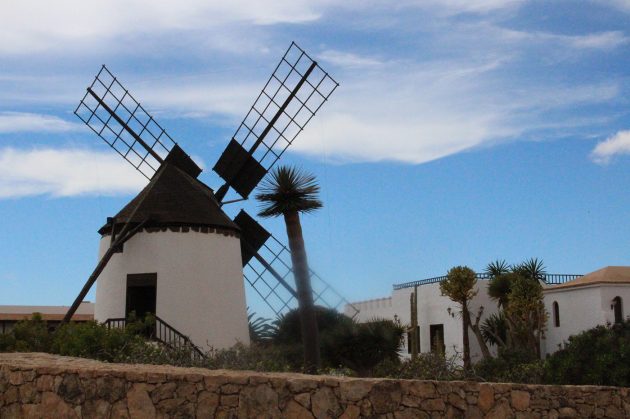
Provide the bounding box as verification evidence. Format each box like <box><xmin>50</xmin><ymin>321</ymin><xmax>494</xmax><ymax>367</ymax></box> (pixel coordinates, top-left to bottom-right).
<box><xmin>104</xmin><ymin>316</ymin><xmax>205</xmax><ymax>361</ymax></box>
<box><xmin>393</xmin><ymin>273</ymin><xmax>583</xmax><ymax>290</ymax></box>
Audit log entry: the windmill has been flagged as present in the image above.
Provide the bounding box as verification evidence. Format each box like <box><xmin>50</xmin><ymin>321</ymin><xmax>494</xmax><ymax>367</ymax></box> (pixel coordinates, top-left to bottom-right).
<box><xmin>62</xmin><ymin>43</ymin><xmax>358</xmax><ymax>351</ymax></box>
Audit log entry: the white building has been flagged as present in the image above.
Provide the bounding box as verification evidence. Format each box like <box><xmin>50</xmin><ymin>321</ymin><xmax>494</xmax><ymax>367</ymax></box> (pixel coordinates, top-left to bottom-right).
<box><xmin>95</xmin><ymin>162</ymin><xmax>250</xmax><ymax>351</ymax></box>
<box><xmin>346</xmin><ymin>267</ymin><xmax>629</xmax><ymax>360</ymax></box>
<box><xmin>347</xmin><ymin>276</ymin><xmax>499</xmax><ymax>363</ymax></box>
<box><xmin>543</xmin><ymin>266</ymin><xmax>629</xmax><ymax>355</ymax></box>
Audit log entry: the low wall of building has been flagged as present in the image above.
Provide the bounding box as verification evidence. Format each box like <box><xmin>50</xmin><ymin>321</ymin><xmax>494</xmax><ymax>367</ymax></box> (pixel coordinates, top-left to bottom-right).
<box><xmin>0</xmin><ymin>353</ymin><xmax>628</xmax><ymax>418</ymax></box>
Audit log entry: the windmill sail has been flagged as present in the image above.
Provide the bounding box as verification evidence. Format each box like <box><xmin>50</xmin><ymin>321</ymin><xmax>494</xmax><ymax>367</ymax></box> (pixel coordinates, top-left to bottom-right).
<box><xmin>74</xmin><ymin>66</ymin><xmax>200</xmax><ymax>180</ymax></box>
<box><xmin>235</xmin><ymin>210</ymin><xmax>359</xmax><ymax>318</ymax></box>
<box><xmin>213</xmin><ymin>42</ymin><xmax>339</xmax><ymax>201</ymax></box>
<box><xmin>72</xmin><ymin>46</ymin><xmax>355</xmax><ymax>327</ymax></box>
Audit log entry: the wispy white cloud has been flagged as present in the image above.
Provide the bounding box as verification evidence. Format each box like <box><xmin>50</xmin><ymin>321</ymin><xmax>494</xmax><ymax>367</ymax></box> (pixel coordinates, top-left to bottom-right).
<box><xmin>597</xmin><ymin>0</ymin><xmax>630</xmax><ymax>12</ymax></box>
<box><xmin>0</xmin><ymin>0</ymin><xmax>626</xmax><ymax>171</ymax></box>
<box><xmin>567</xmin><ymin>31</ymin><xmax>629</xmax><ymax>49</ymax></box>
<box><xmin>0</xmin><ymin>0</ymin><xmax>320</xmax><ymax>55</ymax></box>
<box><xmin>590</xmin><ymin>130</ymin><xmax>630</xmax><ymax>164</ymax></box>
<box><xmin>0</xmin><ymin>112</ymin><xmax>79</xmax><ymax>133</ymax></box>
<box><xmin>0</xmin><ymin>148</ymin><xmax>146</xmax><ymax>199</ymax></box>
<box><xmin>134</xmin><ymin>79</ymin><xmax>260</xmax><ymax>120</ymax></box>
<box><xmin>471</xmin><ymin>24</ymin><xmax>629</xmax><ymax>51</ymax></box>
<box><xmin>318</xmin><ymin>50</ymin><xmax>384</xmax><ymax>68</ymax></box>
<box><xmin>291</xmin><ymin>58</ymin><xmax>619</xmax><ymax>164</ymax></box>
<box><xmin>407</xmin><ymin>0</ymin><xmax>526</xmax><ymax>15</ymax></box>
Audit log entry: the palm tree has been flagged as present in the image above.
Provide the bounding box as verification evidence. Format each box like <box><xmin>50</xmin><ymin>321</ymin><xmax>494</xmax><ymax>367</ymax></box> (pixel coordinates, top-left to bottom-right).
<box><xmin>513</xmin><ymin>257</ymin><xmax>546</xmax><ymax>283</ymax></box>
<box><xmin>484</xmin><ymin>259</ymin><xmax>510</xmax><ymax>278</ymax></box>
<box><xmin>440</xmin><ymin>265</ymin><xmax>478</xmax><ymax>370</ymax></box>
<box><xmin>256</xmin><ymin>165</ymin><xmax>322</xmax><ymax>373</ymax></box>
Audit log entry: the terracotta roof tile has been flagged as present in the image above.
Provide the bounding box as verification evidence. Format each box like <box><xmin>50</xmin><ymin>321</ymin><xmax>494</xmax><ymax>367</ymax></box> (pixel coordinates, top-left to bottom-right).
<box><xmin>548</xmin><ymin>266</ymin><xmax>630</xmax><ymax>290</ymax></box>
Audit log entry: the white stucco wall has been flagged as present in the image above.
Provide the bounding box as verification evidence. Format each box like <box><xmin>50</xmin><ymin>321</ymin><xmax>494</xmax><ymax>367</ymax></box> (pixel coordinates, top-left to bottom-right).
<box><xmin>347</xmin><ymin>297</ymin><xmax>395</xmax><ymax>322</ymax></box>
<box><xmin>543</xmin><ymin>284</ymin><xmax>630</xmax><ymax>355</ymax></box>
<box><xmin>347</xmin><ymin>276</ymin><xmax>630</xmax><ymax>362</ymax></box>
<box><xmin>348</xmin><ymin>280</ymin><xmax>498</xmax><ymax>363</ymax></box>
<box><xmin>95</xmin><ymin>230</ymin><xmax>250</xmax><ymax>350</ymax></box>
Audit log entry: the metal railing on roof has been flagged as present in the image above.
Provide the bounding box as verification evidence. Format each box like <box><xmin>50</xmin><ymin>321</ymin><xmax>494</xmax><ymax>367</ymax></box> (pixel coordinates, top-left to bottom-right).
<box><xmin>393</xmin><ymin>273</ymin><xmax>583</xmax><ymax>290</ymax></box>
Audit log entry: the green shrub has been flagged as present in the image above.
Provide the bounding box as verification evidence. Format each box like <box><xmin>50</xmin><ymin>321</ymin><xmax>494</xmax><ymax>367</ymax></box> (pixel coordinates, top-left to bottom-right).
<box><xmin>201</xmin><ymin>342</ymin><xmax>294</xmax><ymax>372</ymax></box>
<box><xmin>273</xmin><ymin>307</ymin><xmax>404</xmax><ymax>375</ymax></box>
<box><xmin>473</xmin><ymin>347</ymin><xmax>543</xmax><ymax>384</ymax></box>
<box><xmin>2</xmin><ymin>314</ymin><xmax>51</xmax><ymax>352</ymax></box>
<box><xmin>324</xmin><ymin>318</ymin><xmax>404</xmax><ymax>376</ymax></box>
<box><xmin>544</xmin><ymin>320</ymin><xmax>630</xmax><ymax>387</ymax></box>
<box><xmin>273</xmin><ymin>306</ymin><xmax>351</xmax><ymax>345</ymax></box>
<box><xmin>373</xmin><ymin>352</ymin><xmax>463</xmax><ymax>380</ymax></box>
<box><xmin>51</xmin><ymin>321</ymin><xmax>148</xmax><ymax>362</ymax></box>
<box><xmin>0</xmin><ymin>332</ymin><xmax>16</xmax><ymax>351</ymax></box>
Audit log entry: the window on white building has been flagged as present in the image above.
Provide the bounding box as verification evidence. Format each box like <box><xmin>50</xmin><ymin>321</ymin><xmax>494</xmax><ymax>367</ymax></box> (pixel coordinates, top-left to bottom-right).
<box><xmin>613</xmin><ymin>296</ymin><xmax>623</xmax><ymax>324</ymax></box>
<box><xmin>552</xmin><ymin>301</ymin><xmax>560</xmax><ymax>327</ymax></box>
<box><xmin>430</xmin><ymin>324</ymin><xmax>445</xmax><ymax>355</ymax></box>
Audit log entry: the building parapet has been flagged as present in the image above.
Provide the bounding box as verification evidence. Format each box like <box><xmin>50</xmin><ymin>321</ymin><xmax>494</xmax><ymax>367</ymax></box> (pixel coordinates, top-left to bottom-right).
<box><xmin>393</xmin><ymin>273</ymin><xmax>583</xmax><ymax>290</ymax></box>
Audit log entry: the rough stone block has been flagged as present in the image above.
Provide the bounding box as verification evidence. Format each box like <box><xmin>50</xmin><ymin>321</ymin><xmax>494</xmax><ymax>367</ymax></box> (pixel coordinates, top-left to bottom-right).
<box><xmin>511</xmin><ymin>390</ymin><xmax>531</xmax><ymax>411</ymax></box>
<box><xmin>312</xmin><ymin>386</ymin><xmax>342</xmax><ymax>419</ymax></box>
<box><xmin>339</xmin><ymin>380</ymin><xmax>373</xmax><ymax>402</ymax></box>
<box><xmin>127</xmin><ymin>384</ymin><xmax>156</xmax><ymax>419</ymax></box>
<box><xmin>284</xmin><ymin>399</ymin><xmax>314</xmax><ymax>418</ymax></box>
<box><xmin>478</xmin><ymin>384</ymin><xmax>495</xmax><ymax>413</ymax></box>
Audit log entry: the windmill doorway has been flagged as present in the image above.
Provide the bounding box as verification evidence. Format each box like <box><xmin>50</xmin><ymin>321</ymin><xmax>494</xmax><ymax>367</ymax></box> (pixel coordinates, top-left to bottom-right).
<box><xmin>126</xmin><ymin>273</ymin><xmax>157</xmax><ymax>319</ymax></box>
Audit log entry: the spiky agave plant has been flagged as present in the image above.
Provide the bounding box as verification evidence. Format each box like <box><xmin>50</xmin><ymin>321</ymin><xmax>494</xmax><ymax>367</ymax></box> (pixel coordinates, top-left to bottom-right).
<box><xmin>247</xmin><ymin>309</ymin><xmax>277</xmax><ymax>343</ymax></box>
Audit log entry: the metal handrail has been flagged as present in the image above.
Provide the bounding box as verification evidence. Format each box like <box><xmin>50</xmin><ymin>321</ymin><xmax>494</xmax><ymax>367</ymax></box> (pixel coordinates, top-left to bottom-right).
<box><xmin>104</xmin><ymin>316</ymin><xmax>205</xmax><ymax>361</ymax></box>
<box><xmin>393</xmin><ymin>273</ymin><xmax>583</xmax><ymax>290</ymax></box>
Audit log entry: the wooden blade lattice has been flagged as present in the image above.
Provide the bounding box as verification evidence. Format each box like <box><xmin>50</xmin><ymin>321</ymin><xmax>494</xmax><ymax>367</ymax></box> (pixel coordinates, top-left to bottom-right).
<box><xmin>74</xmin><ymin>65</ymin><xmax>176</xmax><ymax>180</ymax></box>
<box><xmin>244</xmin><ymin>234</ymin><xmax>359</xmax><ymax>319</ymax></box>
<box><xmin>213</xmin><ymin>42</ymin><xmax>339</xmax><ymax>200</ymax></box>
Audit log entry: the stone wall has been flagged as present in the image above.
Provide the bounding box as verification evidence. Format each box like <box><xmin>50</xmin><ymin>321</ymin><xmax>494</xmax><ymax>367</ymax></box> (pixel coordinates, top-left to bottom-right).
<box><xmin>0</xmin><ymin>353</ymin><xmax>628</xmax><ymax>418</ymax></box>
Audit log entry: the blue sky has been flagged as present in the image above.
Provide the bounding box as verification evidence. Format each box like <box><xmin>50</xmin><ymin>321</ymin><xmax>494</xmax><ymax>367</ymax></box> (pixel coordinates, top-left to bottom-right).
<box><xmin>1</xmin><ymin>0</ymin><xmax>630</xmax><ymax>314</ymax></box>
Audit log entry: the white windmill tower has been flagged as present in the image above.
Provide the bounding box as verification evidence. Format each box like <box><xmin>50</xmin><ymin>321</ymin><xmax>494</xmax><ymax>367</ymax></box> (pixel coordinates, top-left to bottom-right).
<box><xmin>62</xmin><ymin>43</ymin><xmax>355</xmax><ymax>354</ymax></box>
<box><xmin>94</xmin><ymin>157</ymin><xmax>248</xmax><ymax>351</ymax></box>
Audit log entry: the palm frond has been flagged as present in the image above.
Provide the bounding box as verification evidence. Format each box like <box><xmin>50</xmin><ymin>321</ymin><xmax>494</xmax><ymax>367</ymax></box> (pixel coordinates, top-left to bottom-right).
<box><xmin>256</xmin><ymin>165</ymin><xmax>323</xmax><ymax>217</ymax></box>
<box><xmin>484</xmin><ymin>259</ymin><xmax>510</xmax><ymax>278</ymax></box>
<box><xmin>480</xmin><ymin>312</ymin><xmax>508</xmax><ymax>347</ymax></box>
<box><xmin>247</xmin><ymin>309</ymin><xmax>278</xmax><ymax>342</ymax></box>
<box><xmin>513</xmin><ymin>258</ymin><xmax>546</xmax><ymax>282</ymax></box>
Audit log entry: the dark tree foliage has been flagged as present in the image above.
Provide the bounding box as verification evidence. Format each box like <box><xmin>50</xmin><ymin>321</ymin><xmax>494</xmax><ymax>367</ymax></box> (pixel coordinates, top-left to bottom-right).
<box><xmin>544</xmin><ymin>319</ymin><xmax>630</xmax><ymax>387</ymax></box>
<box><xmin>273</xmin><ymin>306</ymin><xmax>349</xmax><ymax>345</ymax></box>
<box><xmin>0</xmin><ymin>313</ymin><xmax>51</xmax><ymax>352</ymax></box>
<box><xmin>324</xmin><ymin>318</ymin><xmax>404</xmax><ymax>376</ymax></box>
<box><xmin>273</xmin><ymin>307</ymin><xmax>404</xmax><ymax>376</ymax></box>
<box><xmin>473</xmin><ymin>347</ymin><xmax>544</xmax><ymax>384</ymax></box>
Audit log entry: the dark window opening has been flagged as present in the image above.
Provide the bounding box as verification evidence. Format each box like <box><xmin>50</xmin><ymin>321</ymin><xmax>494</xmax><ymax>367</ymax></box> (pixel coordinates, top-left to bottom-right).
<box><xmin>613</xmin><ymin>296</ymin><xmax>623</xmax><ymax>324</ymax></box>
<box><xmin>126</xmin><ymin>273</ymin><xmax>157</xmax><ymax>320</ymax></box>
<box><xmin>430</xmin><ymin>324</ymin><xmax>445</xmax><ymax>355</ymax></box>
<box><xmin>553</xmin><ymin>301</ymin><xmax>560</xmax><ymax>327</ymax></box>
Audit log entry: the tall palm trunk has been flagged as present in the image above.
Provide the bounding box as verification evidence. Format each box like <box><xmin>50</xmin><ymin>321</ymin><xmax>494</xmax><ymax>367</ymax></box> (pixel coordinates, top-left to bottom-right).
<box><xmin>462</xmin><ymin>299</ymin><xmax>471</xmax><ymax>370</ymax></box>
<box><xmin>283</xmin><ymin>210</ymin><xmax>320</xmax><ymax>373</ymax></box>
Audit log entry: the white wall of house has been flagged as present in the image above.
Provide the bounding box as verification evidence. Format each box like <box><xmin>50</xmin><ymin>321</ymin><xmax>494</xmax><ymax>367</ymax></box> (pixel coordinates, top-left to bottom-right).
<box><xmin>95</xmin><ymin>230</ymin><xmax>250</xmax><ymax>350</ymax></box>
<box><xmin>347</xmin><ymin>297</ymin><xmax>395</xmax><ymax>322</ymax></box>
<box><xmin>349</xmin><ymin>277</ymin><xmax>630</xmax><ymax>362</ymax></box>
<box><xmin>350</xmin><ymin>280</ymin><xmax>498</xmax><ymax>362</ymax></box>
<box><xmin>543</xmin><ymin>284</ymin><xmax>630</xmax><ymax>355</ymax></box>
